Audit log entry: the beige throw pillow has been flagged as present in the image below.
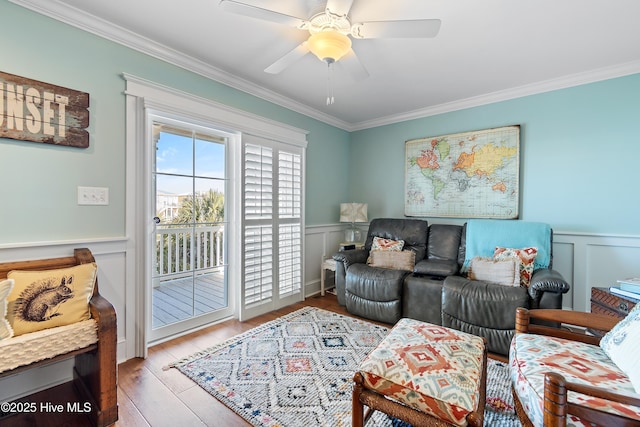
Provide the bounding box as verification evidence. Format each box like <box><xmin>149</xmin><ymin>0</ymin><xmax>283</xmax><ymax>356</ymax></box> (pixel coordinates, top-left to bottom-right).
<box><xmin>468</xmin><ymin>256</ymin><xmax>520</xmax><ymax>287</ymax></box>
<box><xmin>368</xmin><ymin>250</ymin><xmax>416</xmax><ymax>272</ymax></box>
<box><xmin>6</xmin><ymin>263</ymin><xmax>97</xmax><ymax>336</ymax></box>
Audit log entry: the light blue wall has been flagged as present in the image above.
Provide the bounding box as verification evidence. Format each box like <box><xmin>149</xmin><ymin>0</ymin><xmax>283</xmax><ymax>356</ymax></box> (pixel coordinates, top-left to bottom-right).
<box><xmin>350</xmin><ymin>74</ymin><xmax>640</xmax><ymax>235</ymax></box>
<box><xmin>1</xmin><ymin>1</ymin><xmax>638</xmax><ymax>245</ymax></box>
<box><xmin>0</xmin><ymin>1</ymin><xmax>350</xmax><ymax>245</ymax></box>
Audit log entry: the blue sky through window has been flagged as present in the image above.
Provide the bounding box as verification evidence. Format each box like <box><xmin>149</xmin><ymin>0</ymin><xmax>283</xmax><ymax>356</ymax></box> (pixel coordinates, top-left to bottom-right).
<box><xmin>156</xmin><ymin>130</ymin><xmax>226</xmax><ymax>195</ymax></box>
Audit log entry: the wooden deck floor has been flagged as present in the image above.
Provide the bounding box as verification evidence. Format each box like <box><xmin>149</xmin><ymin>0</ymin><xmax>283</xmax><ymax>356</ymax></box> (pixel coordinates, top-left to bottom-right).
<box><xmin>152</xmin><ymin>272</ymin><xmax>226</xmax><ymax>328</ymax></box>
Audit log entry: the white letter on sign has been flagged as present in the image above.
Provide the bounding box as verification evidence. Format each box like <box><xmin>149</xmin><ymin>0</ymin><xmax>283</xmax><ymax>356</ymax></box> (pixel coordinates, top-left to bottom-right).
<box><xmin>43</xmin><ymin>91</ymin><xmax>55</xmax><ymax>136</ymax></box>
<box><xmin>25</xmin><ymin>87</ymin><xmax>42</xmax><ymax>134</ymax></box>
<box><xmin>56</xmin><ymin>94</ymin><xmax>68</xmax><ymax>137</ymax></box>
<box><xmin>6</xmin><ymin>84</ymin><xmax>24</xmax><ymax>131</ymax></box>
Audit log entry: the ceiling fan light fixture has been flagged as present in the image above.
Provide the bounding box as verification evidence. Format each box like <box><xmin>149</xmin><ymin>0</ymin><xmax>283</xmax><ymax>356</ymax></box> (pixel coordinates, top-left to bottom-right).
<box><xmin>307</xmin><ymin>30</ymin><xmax>351</xmax><ymax>63</ymax></box>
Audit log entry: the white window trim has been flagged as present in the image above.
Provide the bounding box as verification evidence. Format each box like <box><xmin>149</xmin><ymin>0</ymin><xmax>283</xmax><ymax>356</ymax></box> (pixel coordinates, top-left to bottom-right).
<box><xmin>124</xmin><ymin>73</ymin><xmax>307</xmax><ymax>357</ymax></box>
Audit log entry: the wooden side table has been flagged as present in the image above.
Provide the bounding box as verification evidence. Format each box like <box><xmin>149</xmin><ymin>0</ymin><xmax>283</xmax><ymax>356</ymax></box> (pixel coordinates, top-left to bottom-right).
<box><xmin>320</xmin><ymin>243</ymin><xmax>364</xmax><ymax>296</ymax></box>
<box><xmin>589</xmin><ymin>287</ymin><xmax>637</xmax><ymax>336</ymax></box>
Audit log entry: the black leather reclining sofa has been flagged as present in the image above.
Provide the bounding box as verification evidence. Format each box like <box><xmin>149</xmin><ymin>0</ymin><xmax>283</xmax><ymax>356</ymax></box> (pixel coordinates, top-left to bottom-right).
<box><xmin>332</xmin><ymin>218</ymin><xmax>570</xmax><ymax>355</ymax></box>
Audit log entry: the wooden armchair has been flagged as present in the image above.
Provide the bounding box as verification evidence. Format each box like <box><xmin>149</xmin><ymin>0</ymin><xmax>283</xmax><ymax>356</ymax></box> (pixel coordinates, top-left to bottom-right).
<box><xmin>0</xmin><ymin>248</ymin><xmax>118</xmax><ymax>427</ymax></box>
<box><xmin>511</xmin><ymin>307</ymin><xmax>640</xmax><ymax>427</ymax></box>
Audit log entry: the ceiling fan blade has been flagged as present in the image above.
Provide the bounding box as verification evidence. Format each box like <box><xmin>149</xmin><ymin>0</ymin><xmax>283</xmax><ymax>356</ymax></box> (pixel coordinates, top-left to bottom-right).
<box><xmin>264</xmin><ymin>42</ymin><xmax>310</xmax><ymax>74</ymax></box>
<box><xmin>352</xmin><ymin>19</ymin><xmax>441</xmax><ymax>39</ymax></box>
<box><xmin>326</xmin><ymin>0</ymin><xmax>354</xmax><ymax>16</ymax></box>
<box><xmin>220</xmin><ymin>0</ymin><xmax>307</xmax><ymax>27</ymax></box>
<box><xmin>340</xmin><ymin>50</ymin><xmax>369</xmax><ymax>81</ymax></box>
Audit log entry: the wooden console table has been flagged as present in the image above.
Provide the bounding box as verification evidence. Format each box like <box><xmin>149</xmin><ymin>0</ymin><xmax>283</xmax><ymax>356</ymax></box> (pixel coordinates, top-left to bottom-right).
<box><xmin>589</xmin><ymin>287</ymin><xmax>637</xmax><ymax>336</ymax></box>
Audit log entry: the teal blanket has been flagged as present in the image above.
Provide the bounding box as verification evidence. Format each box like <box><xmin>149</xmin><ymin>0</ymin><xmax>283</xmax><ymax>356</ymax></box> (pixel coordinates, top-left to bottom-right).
<box><xmin>462</xmin><ymin>219</ymin><xmax>551</xmax><ymax>272</ymax></box>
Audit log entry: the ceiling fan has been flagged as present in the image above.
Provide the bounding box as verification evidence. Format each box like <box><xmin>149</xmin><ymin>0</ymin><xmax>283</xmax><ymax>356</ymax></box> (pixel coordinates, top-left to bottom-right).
<box><xmin>220</xmin><ymin>0</ymin><xmax>441</xmax><ymax>103</ymax></box>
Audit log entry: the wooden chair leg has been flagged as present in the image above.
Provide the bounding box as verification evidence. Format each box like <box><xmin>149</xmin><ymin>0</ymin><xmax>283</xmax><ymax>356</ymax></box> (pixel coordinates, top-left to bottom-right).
<box><xmin>352</xmin><ymin>372</ymin><xmax>365</xmax><ymax>427</ymax></box>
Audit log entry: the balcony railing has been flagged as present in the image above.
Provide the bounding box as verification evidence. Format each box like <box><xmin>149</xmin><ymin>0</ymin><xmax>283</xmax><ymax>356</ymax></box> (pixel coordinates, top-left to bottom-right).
<box><xmin>152</xmin><ymin>224</ymin><xmax>226</xmax><ymax>328</ymax></box>
<box><xmin>154</xmin><ymin>224</ymin><xmax>224</xmax><ymax>282</ymax></box>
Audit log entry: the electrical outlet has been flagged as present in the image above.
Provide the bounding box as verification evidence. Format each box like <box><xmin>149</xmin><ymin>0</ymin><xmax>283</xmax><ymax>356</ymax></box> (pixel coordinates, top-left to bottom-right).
<box><xmin>78</xmin><ymin>186</ymin><xmax>109</xmax><ymax>205</ymax></box>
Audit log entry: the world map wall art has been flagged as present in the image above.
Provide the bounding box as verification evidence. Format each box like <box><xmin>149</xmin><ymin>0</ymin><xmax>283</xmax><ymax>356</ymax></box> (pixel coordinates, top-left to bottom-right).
<box><xmin>405</xmin><ymin>125</ymin><xmax>520</xmax><ymax>219</ymax></box>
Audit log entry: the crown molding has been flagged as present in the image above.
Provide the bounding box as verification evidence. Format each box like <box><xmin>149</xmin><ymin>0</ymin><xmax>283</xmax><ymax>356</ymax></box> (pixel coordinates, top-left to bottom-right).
<box><xmin>349</xmin><ymin>60</ymin><xmax>640</xmax><ymax>131</ymax></box>
<box><xmin>9</xmin><ymin>0</ymin><xmax>353</xmax><ymax>131</ymax></box>
<box><xmin>10</xmin><ymin>0</ymin><xmax>640</xmax><ymax>133</ymax></box>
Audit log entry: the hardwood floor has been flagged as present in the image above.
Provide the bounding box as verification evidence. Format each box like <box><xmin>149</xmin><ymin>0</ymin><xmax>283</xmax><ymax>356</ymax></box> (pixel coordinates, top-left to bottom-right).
<box><xmin>2</xmin><ymin>293</ymin><xmax>507</xmax><ymax>427</ymax></box>
<box><xmin>1</xmin><ymin>294</ymin><xmax>363</xmax><ymax>427</ymax></box>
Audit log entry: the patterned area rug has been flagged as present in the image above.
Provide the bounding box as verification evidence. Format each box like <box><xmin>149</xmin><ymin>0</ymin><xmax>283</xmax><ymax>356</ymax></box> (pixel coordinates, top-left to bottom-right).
<box><xmin>169</xmin><ymin>307</ymin><xmax>520</xmax><ymax>426</ymax></box>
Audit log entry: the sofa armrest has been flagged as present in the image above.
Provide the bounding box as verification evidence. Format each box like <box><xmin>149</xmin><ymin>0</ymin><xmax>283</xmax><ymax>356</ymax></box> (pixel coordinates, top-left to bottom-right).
<box><xmin>528</xmin><ymin>268</ymin><xmax>570</xmax><ymax>299</ymax></box>
<box><xmin>332</xmin><ymin>249</ymin><xmax>369</xmax><ymax>306</ymax></box>
<box><xmin>332</xmin><ymin>248</ymin><xmax>368</xmax><ymax>269</ymax></box>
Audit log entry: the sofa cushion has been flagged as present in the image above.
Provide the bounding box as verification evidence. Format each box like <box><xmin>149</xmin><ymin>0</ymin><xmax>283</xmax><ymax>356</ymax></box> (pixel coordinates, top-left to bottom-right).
<box><xmin>368</xmin><ymin>250</ymin><xmax>415</xmax><ymax>271</ymax></box>
<box><xmin>600</xmin><ymin>303</ymin><xmax>640</xmax><ymax>393</ymax></box>
<box><xmin>427</xmin><ymin>224</ymin><xmax>462</xmax><ymax>261</ymax></box>
<box><xmin>469</xmin><ymin>256</ymin><xmax>520</xmax><ymax>287</ymax></box>
<box><xmin>345</xmin><ymin>264</ymin><xmax>407</xmax><ymax>324</ymax></box>
<box><xmin>494</xmin><ymin>247</ymin><xmax>537</xmax><ymax>288</ymax></box>
<box><xmin>414</xmin><ymin>259</ymin><xmax>458</xmax><ymax>277</ymax></box>
<box><xmin>7</xmin><ymin>263</ymin><xmax>97</xmax><ymax>336</ymax></box>
<box><xmin>0</xmin><ymin>279</ymin><xmax>14</xmax><ymax>340</ymax></box>
<box><xmin>442</xmin><ymin>275</ymin><xmax>529</xmax><ymax>355</ymax></box>
<box><xmin>358</xmin><ymin>318</ymin><xmax>485</xmax><ymax>426</ymax></box>
<box><xmin>510</xmin><ymin>333</ymin><xmax>640</xmax><ymax>427</ymax></box>
<box><xmin>364</xmin><ymin>218</ymin><xmax>428</xmax><ymax>261</ymax></box>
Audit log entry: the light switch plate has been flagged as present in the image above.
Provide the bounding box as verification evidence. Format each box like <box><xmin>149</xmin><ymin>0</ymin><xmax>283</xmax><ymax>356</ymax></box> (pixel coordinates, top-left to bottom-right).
<box><xmin>78</xmin><ymin>186</ymin><xmax>109</xmax><ymax>205</ymax></box>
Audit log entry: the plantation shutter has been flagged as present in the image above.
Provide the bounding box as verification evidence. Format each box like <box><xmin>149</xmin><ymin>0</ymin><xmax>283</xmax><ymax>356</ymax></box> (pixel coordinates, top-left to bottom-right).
<box><xmin>241</xmin><ymin>135</ymin><xmax>304</xmax><ymax>319</ymax></box>
<box><xmin>278</xmin><ymin>151</ymin><xmax>302</xmax><ymax>298</ymax></box>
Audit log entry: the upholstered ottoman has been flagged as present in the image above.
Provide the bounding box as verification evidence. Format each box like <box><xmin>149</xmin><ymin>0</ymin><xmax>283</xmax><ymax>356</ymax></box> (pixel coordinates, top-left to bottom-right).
<box><xmin>353</xmin><ymin>318</ymin><xmax>487</xmax><ymax>427</ymax></box>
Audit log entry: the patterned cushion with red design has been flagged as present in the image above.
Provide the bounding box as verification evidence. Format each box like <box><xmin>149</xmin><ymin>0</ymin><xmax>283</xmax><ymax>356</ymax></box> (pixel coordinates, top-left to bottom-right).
<box><xmin>510</xmin><ymin>333</ymin><xmax>640</xmax><ymax>427</ymax></box>
<box><xmin>357</xmin><ymin>318</ymin><xmax>486</xmax><ymax>426</ymax></box>
<box><xmin>371</xmin><ymin>236</ymin><xmax>405</xmax><ymax>251</ymax></box>
<box><xmin>493</xmin><ymin>246</ymin><xmax>538</xmax><ymax>287</ymax></box>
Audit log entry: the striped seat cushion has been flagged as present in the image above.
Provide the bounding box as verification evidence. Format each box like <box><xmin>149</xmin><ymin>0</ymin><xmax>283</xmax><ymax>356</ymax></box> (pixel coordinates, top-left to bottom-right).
<box><xmin>358</xmin><ymin>318</ymin><xmax>485</xmax><ymax>426</ymax></box>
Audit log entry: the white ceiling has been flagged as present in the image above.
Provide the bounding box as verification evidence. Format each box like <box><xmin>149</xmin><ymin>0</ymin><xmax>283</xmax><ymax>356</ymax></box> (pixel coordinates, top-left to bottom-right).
<box><xmin>12</xmin><ymin>0</ymin><xmax>640</xmax><ymax>130</ymax></box>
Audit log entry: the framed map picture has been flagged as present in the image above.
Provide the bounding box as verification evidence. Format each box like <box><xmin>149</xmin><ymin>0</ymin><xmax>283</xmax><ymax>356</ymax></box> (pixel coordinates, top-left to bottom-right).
<box><xmin>405</xmin><ymin>125</ymin><xmax>520</xmax><ymax>218</ymax></box>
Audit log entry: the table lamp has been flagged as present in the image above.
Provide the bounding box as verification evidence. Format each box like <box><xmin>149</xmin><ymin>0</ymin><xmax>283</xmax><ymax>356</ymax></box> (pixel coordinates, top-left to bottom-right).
<box><xmin>340</xmin><ymin>203</ymin><xmax>368</xmax><ymax>243</ymax></box>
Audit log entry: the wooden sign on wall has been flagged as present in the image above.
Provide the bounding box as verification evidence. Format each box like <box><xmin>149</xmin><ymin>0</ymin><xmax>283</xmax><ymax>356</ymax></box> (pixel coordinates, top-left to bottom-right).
<box><xmin>0</xmin><ymin>71</ymin><xmax>89</xmax><ymax>148</ymax></box>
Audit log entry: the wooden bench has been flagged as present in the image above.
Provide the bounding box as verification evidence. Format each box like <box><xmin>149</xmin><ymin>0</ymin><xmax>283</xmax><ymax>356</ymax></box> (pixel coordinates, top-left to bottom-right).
<box><xmin>0</xmin><ymin>248</ymin><xmax>118</xmax><ymax>427</ymax></box>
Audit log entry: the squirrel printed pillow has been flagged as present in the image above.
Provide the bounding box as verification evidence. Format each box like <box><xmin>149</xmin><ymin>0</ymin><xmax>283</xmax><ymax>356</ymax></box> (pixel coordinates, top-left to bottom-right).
<box><xmin>6</xmin><ymin>263</ymin><xmax>97</xmax><ymax>336</ymax></box>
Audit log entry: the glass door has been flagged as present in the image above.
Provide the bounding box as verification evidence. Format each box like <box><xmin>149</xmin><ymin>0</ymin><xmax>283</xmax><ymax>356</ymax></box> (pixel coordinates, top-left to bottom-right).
<box><xmin>149</xmin><ymin>119</ymin><xmax>232</xmax><ymax>342</ymax></box>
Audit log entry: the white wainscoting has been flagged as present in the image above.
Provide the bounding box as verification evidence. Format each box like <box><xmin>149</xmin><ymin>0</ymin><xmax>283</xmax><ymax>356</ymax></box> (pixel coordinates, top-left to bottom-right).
<box><xmin>553</xmin><ymin>231</ymin><xmax>640</xmax><ymax>312</ymax></box>
<box><xmin>304</xmin><ymin>225</ymin><xmax>640</xmax><ymax>313</ymax></box>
